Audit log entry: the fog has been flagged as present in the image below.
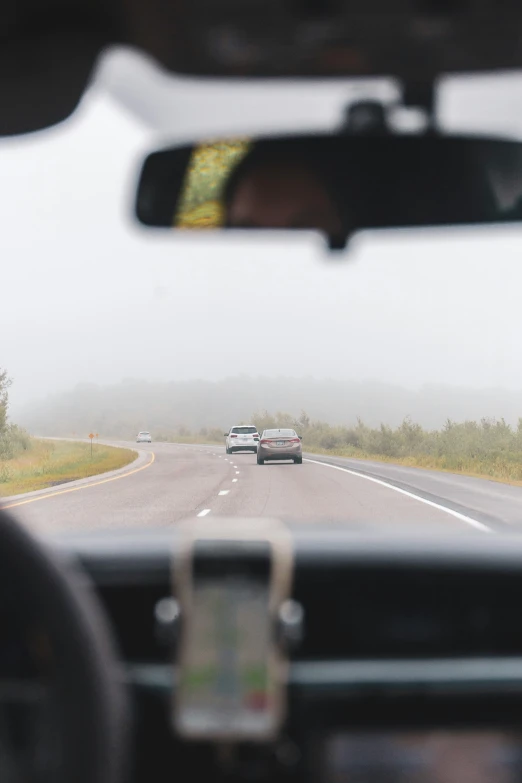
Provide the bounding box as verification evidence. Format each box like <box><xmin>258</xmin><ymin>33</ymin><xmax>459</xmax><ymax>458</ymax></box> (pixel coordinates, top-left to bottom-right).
<box><xmin>3</xmin><ymin>50</ymin><xmax>522</xmax><ymax>425</ymax></box>
<box><xmin>18</xmin><ymin>378</ymin><xmax>522</xmax><ymax>437</ymax></box>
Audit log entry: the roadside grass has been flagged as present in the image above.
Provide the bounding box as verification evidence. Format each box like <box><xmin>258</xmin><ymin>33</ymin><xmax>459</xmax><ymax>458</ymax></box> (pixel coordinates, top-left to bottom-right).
<box><xmin>301</xmin><ymin>445</ymin><xmax>522</xmax><ymax>486</ymax></box>
<box><xmin>0</xmin><ymin>439</ymin><xmax>137</xmax><ymax>497</ymax></box>
<box><xmin>246</xmin><ymin>411</ymin><xmax>522</xmax><ymax>487</ymax></box>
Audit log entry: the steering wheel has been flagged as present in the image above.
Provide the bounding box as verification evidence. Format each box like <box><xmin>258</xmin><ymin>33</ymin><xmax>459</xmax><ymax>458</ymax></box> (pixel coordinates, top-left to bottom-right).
<box><xmin>0</xmin><ymin>508</ymin><xmax>128</xmax><ymax>783</ymax></box>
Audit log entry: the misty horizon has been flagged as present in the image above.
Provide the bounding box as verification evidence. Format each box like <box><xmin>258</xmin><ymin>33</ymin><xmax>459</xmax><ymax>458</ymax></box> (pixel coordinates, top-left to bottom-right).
<box><xmin>14</xmin><ymin>375</ymin><xmax>522</xmax><ymax>437</ymax></box>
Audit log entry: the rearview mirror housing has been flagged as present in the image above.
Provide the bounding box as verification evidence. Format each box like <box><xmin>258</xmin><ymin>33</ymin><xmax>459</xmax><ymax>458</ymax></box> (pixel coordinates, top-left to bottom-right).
<box><xmin>135</xmin><ymin>132</ymin><xmax>522</xmax><ymax>250</ymax></box>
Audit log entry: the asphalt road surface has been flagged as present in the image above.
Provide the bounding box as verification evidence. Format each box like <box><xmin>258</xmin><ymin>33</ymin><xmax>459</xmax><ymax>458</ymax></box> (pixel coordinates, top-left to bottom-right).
<box><xmin>3</xmin><ymin>441</ymin><xmax>522</xmax><ymax>536</ymax></box>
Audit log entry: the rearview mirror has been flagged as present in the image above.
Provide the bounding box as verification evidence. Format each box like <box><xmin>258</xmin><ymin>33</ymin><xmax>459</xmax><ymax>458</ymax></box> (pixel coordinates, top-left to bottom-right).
<box><xmin>135</xmin><ymin>132</ymin><xmax>522</xmax><ymax>250</ymax></box>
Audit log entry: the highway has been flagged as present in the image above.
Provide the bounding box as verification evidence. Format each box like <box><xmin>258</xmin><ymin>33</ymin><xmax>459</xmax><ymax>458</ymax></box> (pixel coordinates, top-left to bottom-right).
<box><xmin>3</xmin><ymin>441</ymin><xmax>522</xmax><ymax>536</ymax></box>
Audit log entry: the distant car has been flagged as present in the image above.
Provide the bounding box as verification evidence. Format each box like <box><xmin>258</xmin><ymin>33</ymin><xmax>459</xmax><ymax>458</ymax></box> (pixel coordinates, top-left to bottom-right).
<box><xmin>224</xmin><ymin>425</ymin><xmax>260</xmax><ymax>454</ymax></box>
<box><xmin>257</xmin><ymin>428</ymin><xmax>303</xmax><ymax>464</ymax></box>
<box><xmin>136</xmin><ymin>431</ymin><xmax>152</xmax><ymax>443</ymax></box>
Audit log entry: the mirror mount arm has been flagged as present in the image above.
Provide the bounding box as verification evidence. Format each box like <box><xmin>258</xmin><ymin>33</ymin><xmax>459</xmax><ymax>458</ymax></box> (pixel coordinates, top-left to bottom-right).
<box><xmin>341</xmin><ymin>80</ymin><xmax>436</xmax><ymax>139</ymax></box>
<box><xmin>401</xmin><ymin>80</ymin><xmax>437</xmax><ymax>133</ymax></box>
<box><xmin>402</xmin><ymin>79</ymin><xmax>436</xmax><ymax>120</ymax></box>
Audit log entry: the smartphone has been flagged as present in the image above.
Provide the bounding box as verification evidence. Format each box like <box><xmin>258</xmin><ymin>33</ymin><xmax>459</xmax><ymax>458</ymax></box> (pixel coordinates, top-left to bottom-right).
<box><xmin>173</xmin><ymin>523</ymin><xmax>293</xmax><ymax>741</ymax></box>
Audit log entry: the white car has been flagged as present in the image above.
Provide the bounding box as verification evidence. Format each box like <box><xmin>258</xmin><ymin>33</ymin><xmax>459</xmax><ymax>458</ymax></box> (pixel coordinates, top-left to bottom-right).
<box><xmin>136</xmin><ymin>431</ymin><xmax>152</xmax><ymax>443</ymax></box>
<box><xmin>224</xmin><ymin>425</ymin><xmax>260</xmax><ymax>454</ymax></box>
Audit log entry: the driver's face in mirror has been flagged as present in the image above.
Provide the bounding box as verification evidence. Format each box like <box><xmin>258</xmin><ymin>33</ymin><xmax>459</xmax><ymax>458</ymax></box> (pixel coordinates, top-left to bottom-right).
<box><xmin>223</xmin><ymin>157</ymin><xmax>345</xmax><ymax>241</ymax></box>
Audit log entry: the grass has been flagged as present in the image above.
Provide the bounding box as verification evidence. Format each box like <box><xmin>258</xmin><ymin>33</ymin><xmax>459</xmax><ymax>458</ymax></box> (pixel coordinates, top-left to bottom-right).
<box><xmin>0</xmin><ymin>438</ymin><xmax>137</xmax><ymax>497</ymax></box>
<box><xmin>301</xmin><ymin>444</ymin><xmax>522</xmax><ymax>486</ymax></box>
<box><xmin>246</xmin><ymin>412</ymin><xmax>522</xmax><ymax>487</ymax></box>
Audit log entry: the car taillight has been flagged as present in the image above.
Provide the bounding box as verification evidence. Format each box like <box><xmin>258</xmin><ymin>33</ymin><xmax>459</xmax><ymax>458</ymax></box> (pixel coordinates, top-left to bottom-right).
<box><xmin>230</xmin><ymin>434</ymin><xmax>237</xmax><ymax>438</ymax></box>
<box><xmin>260</xmin><ymin>439</ymin><xmax>269</xmax><ymax>445</ymax></box>
<box><xmin>290</xmin><ymin>438</ymin><xmax>300</xmax><ymax>442</ymax></box>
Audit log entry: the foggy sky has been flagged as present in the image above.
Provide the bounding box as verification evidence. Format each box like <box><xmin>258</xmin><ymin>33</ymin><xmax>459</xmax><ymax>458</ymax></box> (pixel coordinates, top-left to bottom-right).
<box><xmin>3</xmin><ymin>49</ymin><xmax>522</xmax><ymax>418</ymax></box>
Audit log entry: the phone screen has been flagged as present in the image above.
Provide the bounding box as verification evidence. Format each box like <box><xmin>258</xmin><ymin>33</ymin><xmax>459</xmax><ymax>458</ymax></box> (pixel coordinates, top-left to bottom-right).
<box><xmin>175</xmin><ymin>540</ymin><xmax>277</xmax><ymax>738</ymax></box>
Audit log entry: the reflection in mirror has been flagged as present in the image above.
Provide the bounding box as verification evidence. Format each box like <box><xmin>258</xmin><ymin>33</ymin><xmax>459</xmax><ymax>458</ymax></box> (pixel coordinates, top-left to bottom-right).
<box><xmin>135</xmin><ymin>133</ymin><xmax>522</xmax><ymax>249</ymax></box>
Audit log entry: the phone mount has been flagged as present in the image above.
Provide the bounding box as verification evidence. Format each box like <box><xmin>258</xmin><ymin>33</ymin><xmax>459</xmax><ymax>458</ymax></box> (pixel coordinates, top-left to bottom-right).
<box><xmin>170</xmin><ymin>518</ymin><xmax>300</xmax><ymax>742</ymax></box>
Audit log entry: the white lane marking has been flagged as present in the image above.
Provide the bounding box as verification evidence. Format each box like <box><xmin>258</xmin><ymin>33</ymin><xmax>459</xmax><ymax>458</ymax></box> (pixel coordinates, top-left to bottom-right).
<box><xmin>232</xmin><ymin>478</ymin><xmax>238</xmax><ymax>483</ymax></box>
<box><xmin>304</xmin><ymin>458</ymin><xmax>492</xmax><ymax>534</ymax></box>
<box><xmin>197</xmin><ymin>509</ymin><xmax>211</xmax><ymax>517</ymax></box>
<box><xmin>236</xmin><ymin>471</ymin><xmax>240</xmax><ymax>475</ymax></box>
<box><xmin>218</xmin><ymin>490</ymin><xmax>230</xmax><ymax>496</ymax></box>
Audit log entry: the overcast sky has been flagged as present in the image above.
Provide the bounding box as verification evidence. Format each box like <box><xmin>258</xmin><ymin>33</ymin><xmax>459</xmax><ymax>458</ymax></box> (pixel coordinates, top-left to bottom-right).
<box><xmin>3</xmin><ymin>48</ymin><xmax>522</xmax><ymax>414</ymax></box>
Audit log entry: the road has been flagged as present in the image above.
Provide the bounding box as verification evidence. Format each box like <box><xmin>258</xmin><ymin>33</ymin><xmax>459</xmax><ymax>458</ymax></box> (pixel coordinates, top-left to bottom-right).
<box><xmin>3</xmin><ymin>441</ymin><xmax>522</xmax><ymax>536</ymax></box>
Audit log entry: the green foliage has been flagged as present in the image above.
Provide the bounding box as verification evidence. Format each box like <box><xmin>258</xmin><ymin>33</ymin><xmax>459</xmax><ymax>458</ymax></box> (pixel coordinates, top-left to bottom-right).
<box><xmin>269</xmin><ymin>411</ymin><xmax>522</xmax><ymax>483</ymax></box>
<box><xmin>286</xmin><ymin>412</ymin><xmax>522</xmax><ymax>463</ymax></box>
<box><xmin>0</xmin><ymin>424</ymin><xmax>32</xmax><ymax>460</ymax></box>
<box><xmin>0</xmin><ymin>369</ymin><xmax>31</xmax><ymax>460</ymax></box>
<box><xmin>176</xmin><ymin>139</ymin><xmax>251</xmax><ymax>227</ymax></box>
<box><xmin>0</xmin><ymin>367</ymin><xmax>12</xmax><ymax>436</ymax></box>
<box><xmin>0</xmin><ymin>439</ymin><xmax>137</xmax><ymax>497</ymax></box>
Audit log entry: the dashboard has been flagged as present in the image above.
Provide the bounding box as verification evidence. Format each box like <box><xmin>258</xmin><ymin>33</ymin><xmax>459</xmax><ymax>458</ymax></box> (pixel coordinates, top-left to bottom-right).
<box><xmin>46</xmin><ymin>528</ymin><xmax>522</xmax><ymax>782</ymax></box>
<box><xmin>6</xmin><ymin>525</ymin><xmax>522</xmax><ymax>782</ymax></box>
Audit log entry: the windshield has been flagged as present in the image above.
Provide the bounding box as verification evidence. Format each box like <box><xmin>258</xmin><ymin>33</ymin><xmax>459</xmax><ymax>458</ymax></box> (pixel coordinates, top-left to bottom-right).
<box><xmin>3</xmin><ymin>52</ymin><xmax>522</xmax><ymax>536</ymax></box>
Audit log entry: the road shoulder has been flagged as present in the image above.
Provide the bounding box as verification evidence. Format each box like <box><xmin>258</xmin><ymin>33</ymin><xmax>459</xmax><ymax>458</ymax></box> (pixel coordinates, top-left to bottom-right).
<box><xmin>0</xmin><ymin>446</ymin><xmax>150</xmax><ymax>505</ymax></box>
